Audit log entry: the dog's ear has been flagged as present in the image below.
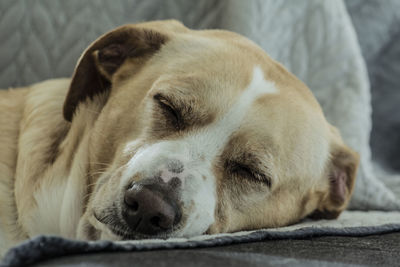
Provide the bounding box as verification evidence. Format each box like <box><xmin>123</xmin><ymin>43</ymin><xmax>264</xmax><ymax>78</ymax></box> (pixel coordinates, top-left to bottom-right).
<box><xmin>63</xmin><ymin>25</ymin><xmax>167</xmax><ymax>122</ymax></box>
<box><xmin>310</xmin><ymin>131</ymin><xmax>359</xmax><ymax>220</ymax></box>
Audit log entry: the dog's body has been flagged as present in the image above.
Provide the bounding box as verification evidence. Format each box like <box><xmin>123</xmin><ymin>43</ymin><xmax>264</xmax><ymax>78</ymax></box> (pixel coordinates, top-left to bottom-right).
<box><xmin>0</xmin><ymin>80</ymin><xmax>72</xmax><ymax>253</ymax></box>
<box><xmin>0</xmin><ymin>20</ymin><xmax>359</xmax><ymax>256</ymax></box>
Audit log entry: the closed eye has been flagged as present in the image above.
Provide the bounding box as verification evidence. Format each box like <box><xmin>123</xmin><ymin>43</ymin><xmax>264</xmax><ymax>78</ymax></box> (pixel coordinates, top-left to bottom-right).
<box><xmin>230</xmin><ymin>163</ymin><xmax>272</xmax><ymax>188</ymax></box>
<box><xmin>153</xmin><ymin>93</ymin><xmax>182</xmax><ymax>130</ymax></box>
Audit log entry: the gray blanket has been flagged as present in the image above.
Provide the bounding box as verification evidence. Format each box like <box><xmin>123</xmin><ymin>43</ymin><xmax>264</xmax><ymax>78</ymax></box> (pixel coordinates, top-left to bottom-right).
<box><xmin>346</xmin><ymin>0</ymin><xmax>400</xmax><ymax>173</ymax></box>
<box><xmin>2</xmin><ymin>222</ymin><xmax>400</xmax><ymax>266</ymax></box>
<box><xmin>25</xmin><ymin>232</ymin><xmax>400</xmax><ymax>267</ymax></box>
<box><xmin>2</xmin><ymin>210</ymin><xmax>400</xmax><ymax>266</ymax></box>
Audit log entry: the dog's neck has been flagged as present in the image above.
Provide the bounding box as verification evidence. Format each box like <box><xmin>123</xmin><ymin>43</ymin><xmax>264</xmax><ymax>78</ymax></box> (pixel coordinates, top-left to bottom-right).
<box><xmin>1</xmin><ymin>79</ymin><xmax>107</xmax><ymax>249</ymax></box>
<box><xmin>0</xmin><ymin>87</ymin><xmax>29</xmax><ymax>255</ymax></box>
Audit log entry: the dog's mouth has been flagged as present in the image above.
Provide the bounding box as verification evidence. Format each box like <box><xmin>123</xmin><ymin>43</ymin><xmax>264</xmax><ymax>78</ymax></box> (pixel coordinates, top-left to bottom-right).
<box><xmin>93</xmin><ymin>211</ymin><xmax>137</xmax><ymax>240</ymax></box>
<box><xmin>92</xmin><ymin>209</ymin><xmax>180</xmax><ymax>240</ymax></box>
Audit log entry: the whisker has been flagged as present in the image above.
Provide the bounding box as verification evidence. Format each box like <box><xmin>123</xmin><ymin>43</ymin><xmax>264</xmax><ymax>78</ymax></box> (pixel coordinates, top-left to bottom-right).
<box><xmin>90</xmin><ymin>171</ymin><xmax>109</xmax><ymax>176</ymax></box>
<box><xmin>82</xmin><ymin>192</ymin><xmax>94</xmax><ymax>202</ymax></box>
<box><xmin>82</xmin><ymin>107</ymin><xmax>101</xmax><ymax>115</ymax></box>
<box><xmin>88</xmin><ymin>162</ymin><xmax>112</xmax><ymax>167</ymax></box>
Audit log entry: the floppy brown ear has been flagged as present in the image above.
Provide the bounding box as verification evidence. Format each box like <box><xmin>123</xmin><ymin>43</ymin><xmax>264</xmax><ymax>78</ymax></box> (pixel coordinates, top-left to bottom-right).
<box><xmin>310</xmin><ymin>143</ymin><xmax>359</xmax><ymax>219</ymax></box>
<box><xmin>63</xmin><ymin>25</ymin><xmax>167</xmax><ymax>121</ymax></box>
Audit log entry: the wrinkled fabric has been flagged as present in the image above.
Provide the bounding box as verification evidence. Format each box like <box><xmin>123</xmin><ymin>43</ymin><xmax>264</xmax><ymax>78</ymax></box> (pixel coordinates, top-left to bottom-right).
<box><xmin>346</xmin><ymin>0</ymin><xmax>400</xmax><ymax>174</ymax></box>
<box><xmin>2</xmin><ymin>211</ymin><xmax>400</xmax><ymax>267</ymax></box>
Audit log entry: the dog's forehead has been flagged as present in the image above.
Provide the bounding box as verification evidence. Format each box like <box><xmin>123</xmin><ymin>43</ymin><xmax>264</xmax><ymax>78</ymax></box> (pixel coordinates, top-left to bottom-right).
<box><xmin>182</xmin><ymin>66</ymin><xmax>279</xmax><ymax>160</ymax></box>
<box><xmin>161</xmin><ymin>27</ymin><xmax>322</xmax><ymax>108</ymax></box>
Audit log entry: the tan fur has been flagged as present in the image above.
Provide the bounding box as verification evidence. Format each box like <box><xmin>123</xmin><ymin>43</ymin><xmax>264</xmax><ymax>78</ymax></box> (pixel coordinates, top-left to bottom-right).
<box><xmin>0</xmin><ymin>88</ymin><xmax>29</xmax><ymax>254</ymax></box>
<box><xmin>0</xmin><ymin>20</ymin><xmax>359</xmax><ymax>255</ymax></box>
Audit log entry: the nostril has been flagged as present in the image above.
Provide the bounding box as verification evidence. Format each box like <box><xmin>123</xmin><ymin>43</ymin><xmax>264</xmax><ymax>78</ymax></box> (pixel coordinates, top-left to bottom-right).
<box><xmin>149</xmin><ymin>214</ymin><xmax>174</xmax><ymax>230</ymax></box>
<box><xmin>130</xmin><ymin>200</ymin><xmax>139</xmax><ymax>212</ymax></box>
<box><xmin>124</xmin><ymin>193</ymin><xmax>139</xmax><ymax>212</ymax></box>
<box><xmin>149</xmin><ymin>216</ymin><xmax>161</xmax><ymax>228</ymax></box>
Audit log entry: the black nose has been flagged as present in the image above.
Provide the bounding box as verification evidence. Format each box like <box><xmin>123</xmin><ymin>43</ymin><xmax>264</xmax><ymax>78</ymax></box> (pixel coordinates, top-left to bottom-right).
<box><xmin>123</xmin><ymin>185</ymin><xmax>180</xmax><ymax>235</ymax></box>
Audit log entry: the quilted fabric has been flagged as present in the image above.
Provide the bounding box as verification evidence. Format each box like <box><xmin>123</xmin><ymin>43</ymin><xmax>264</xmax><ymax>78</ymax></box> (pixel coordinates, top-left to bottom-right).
<box><xmin>346</xmin><ymin>0</ymin><xmax>400</xmax><ymax>172</ymax></box>
<box><xmin>0</xmin><ymin>0</ymin><xmax>399</xmax><ymax>210</ymax></box>
<box><xmin>2</xmin><ymin>210</ymin><xmax>400</xmax><ymax>266</ymax></box>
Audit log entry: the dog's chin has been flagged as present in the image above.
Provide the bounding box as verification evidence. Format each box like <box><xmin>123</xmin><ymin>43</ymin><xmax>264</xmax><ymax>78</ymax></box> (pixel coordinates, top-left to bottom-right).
<box><xmin>98</xmin><ymin>224</ymin><xmax>177</xmax><ymax>241</ymax></box>
<box><xmin>87</xmin><ymin>212</ymin><xmax>179</xmax><ymax>241</ymax></box>
<box><xmin>79</xmin><ymin>207</ymin><xmax>212</xmax><ymax>241</ymax></box>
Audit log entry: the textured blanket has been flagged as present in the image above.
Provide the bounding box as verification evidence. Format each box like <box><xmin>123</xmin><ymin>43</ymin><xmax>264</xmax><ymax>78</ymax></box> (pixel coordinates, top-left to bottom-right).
<box><xmin>2</xmin><ymin>211</ymin><xmax>400</xmax><ymax>266</ymax></box>
<box><xmin>346</xmin><ymin>0</ymin><xmax>400</xmax><ymax>173</ymax></box>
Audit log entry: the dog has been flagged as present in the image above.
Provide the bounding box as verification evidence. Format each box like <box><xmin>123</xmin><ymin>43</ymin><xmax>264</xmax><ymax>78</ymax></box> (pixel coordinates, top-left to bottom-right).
<box><xmin>0</xmin><ymin>20</ymin><xmax>359</xmax><ymax>255</ymax></box>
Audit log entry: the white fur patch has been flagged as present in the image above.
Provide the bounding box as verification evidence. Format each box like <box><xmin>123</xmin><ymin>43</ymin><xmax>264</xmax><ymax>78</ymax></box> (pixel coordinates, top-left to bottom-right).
<box><xmin>29</xmin><ymin>177</ymin><xmax>68</xmax><ymax>236</ymax></box>
<box><xmin>183</xmin><ymin>66</ymin><xmax>277</xmax><ymax>162</ymax></box>
<box><xmin>122</xmin><ymin>66</ymin><xmax>277</xmax><ymax>236</ymax></box>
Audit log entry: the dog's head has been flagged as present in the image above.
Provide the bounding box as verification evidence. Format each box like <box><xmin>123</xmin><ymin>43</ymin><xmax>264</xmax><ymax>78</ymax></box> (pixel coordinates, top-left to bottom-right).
<box><xmin>65</xmin><ymin>20</ymin><xmax>359</xmax><ymax>240</ymax></box>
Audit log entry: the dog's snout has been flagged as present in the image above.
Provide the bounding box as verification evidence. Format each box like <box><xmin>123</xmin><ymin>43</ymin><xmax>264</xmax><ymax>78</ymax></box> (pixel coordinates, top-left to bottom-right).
<box><xmin>167</xmin><ymin>159</ymin><xmax>184</xmax><ymax>174</ymax></box>
<box><xmin>158</xmin><ymin>159</ymin><xmax>185</xmax><ymax>184</ymax></box>
<box><xmin>123</xmin><ymin>185</ymin><xmax>180</xmax><ymax>235</ymax></box>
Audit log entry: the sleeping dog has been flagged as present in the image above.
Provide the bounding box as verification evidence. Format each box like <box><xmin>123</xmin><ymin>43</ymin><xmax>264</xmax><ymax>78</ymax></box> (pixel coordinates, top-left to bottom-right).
<box><xmin>0</xmin><ymin>20</ymin><xmax>359</xmax><ymax>254</ymax></box>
